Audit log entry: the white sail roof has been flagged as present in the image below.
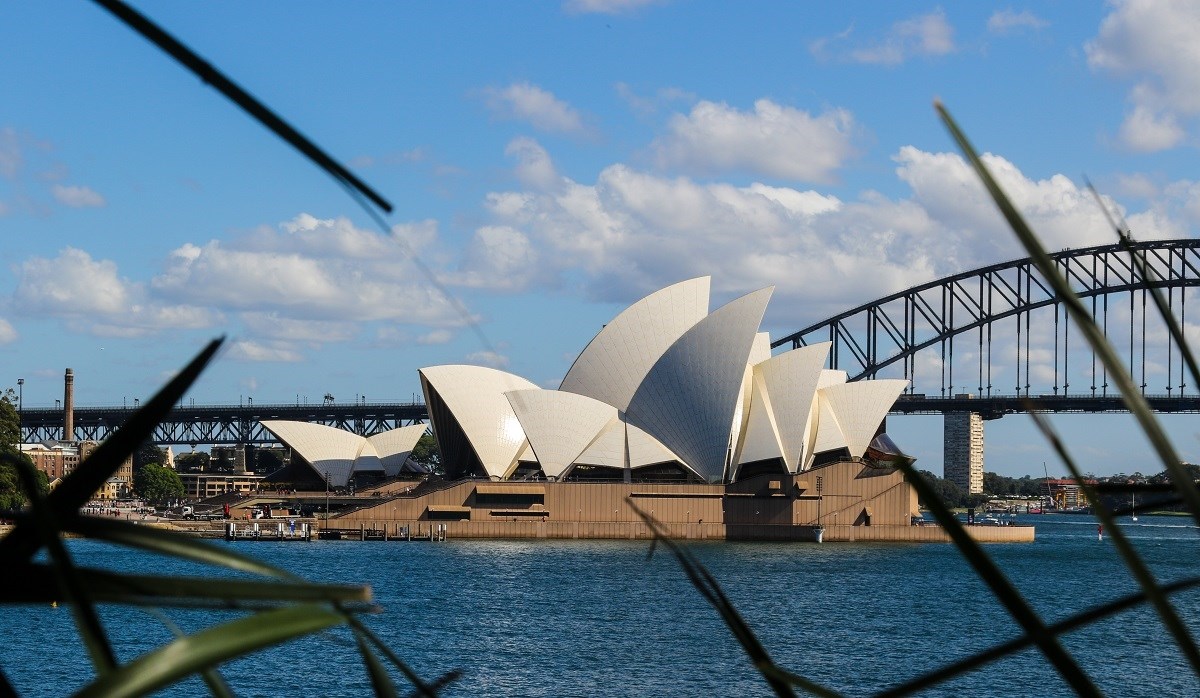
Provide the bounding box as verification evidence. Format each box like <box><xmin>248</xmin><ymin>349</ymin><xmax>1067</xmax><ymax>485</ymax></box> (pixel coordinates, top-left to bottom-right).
<box><xmin>575</xmin><ymin>421</ymin><xmax>626</xmax><ymax>468</ymax></box>
<box><xmin>626</xmin><ymin>287</ymin><xmax>773</xmax><ymax>483</ymax></box>
<box><xmin>809</xmin><ymin>395</ymin><xmax>847</xmax><ymax>464</ymax></box>
<box><xmin>755</xmin><ymin>342</ymin><xmax>831</xmax><ymax>472</ymax></box>
<box><xmin>419</xmin><ymin>365</ymin><xmax>540</xmax><ymax>479</ymax></box>
<box><xmin>365</xmin><ymin>423</ymin><xmax>430</xmax><ymax>475</ymax></box>
<box><xmin>627</xmin><ymin>421</ymin><xmax>683</xmax><ymax>468</ymax></box>
<box><xmin>820</xmin><ymin>379</ymin><xmax>909</xmax><ymax>458</ymax></box>
<box><xmin>506</xmin><ymin>389</ymin><xmax>619</xmax><ymax>479</ymax></box>
<box><xmin>733</xmin><ymin>372</ymin><xmax>784</xmax><ymax>473</ymax></box>
<box><xmin>260</xmin><ymin>420</ymin><xmax>421</xmax><ymax>488</ymax></box>
<box><xmin>559</xmin><ymin>277</ymin><xmax>710</xmax><ymax>411</ymax></box>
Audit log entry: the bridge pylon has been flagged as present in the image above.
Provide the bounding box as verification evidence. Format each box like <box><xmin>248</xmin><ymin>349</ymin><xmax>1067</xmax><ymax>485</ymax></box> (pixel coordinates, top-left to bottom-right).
<box><xmin>944</xmin><ymin>394</ymin><xmax>984</xmax><ymax>494</ymax></box>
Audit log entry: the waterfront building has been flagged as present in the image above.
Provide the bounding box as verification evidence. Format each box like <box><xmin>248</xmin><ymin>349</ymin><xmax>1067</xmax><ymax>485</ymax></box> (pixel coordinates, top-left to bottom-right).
<box><xmin>1045</xmin><ymin>478</ymin><xmax>1092</xmax><ymax>510</ymax></box>
<box><xmin>20</xmin><ymin>440</ymin><xmax>132</xmax><ymax>500</ymax></box>
<box><xmin>325</xmin><ymin>277</ymin><xmax>955</xmax><ymax>541</ymax></box>
<box><xmin>178</xmin><ymin>472</ymin><xmax>265</xmax><ymax>499</ymax></box>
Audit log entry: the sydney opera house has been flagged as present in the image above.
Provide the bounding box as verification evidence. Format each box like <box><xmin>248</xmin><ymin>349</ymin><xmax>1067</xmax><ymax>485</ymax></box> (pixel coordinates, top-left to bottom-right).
<box><xmin>259</xmin><ymin>420</ymin><xmax>429</xmax><ymax>489</ymax></box>
<box><xmin>276</xmin><ymin>276</ymin><xmax>1029</xmax><ymax>543</ymax></box>
<box><xmin>419</xmin><ymin>277</ymin><xmax>911</xmax><ymax>485</ymax></box>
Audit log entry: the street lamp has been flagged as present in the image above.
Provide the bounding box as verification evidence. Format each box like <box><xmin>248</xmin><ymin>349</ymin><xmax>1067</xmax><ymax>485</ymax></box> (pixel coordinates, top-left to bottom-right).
<box><xmin>325</xmin><ymin>472</ymin><xmax>331</xmax><ymax>522</ymax></box>
<box><xmin>16</xmin><ymin>377</ymin><xmax>23</xmax><ymax>432</ymax></box>
<box><xmin>815</xmin><ymin>476</ymin><xmax>825</xmax><ymax>544</ymax></box>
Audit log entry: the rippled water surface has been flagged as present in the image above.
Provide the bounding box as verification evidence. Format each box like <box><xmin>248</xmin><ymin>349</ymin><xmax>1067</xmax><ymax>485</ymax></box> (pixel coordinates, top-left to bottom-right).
<box><xmin>3</xmin><ymin>514</ymin><xmax>1199</xmax><ymax>696</ymax></box>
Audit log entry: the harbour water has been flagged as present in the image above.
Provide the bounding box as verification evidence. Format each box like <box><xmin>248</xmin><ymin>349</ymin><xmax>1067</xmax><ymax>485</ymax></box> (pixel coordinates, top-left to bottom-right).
<box><xmin>2</xmin><ymin>514</ymin><xmax>1199</xmax><ymax>696</ymax></box>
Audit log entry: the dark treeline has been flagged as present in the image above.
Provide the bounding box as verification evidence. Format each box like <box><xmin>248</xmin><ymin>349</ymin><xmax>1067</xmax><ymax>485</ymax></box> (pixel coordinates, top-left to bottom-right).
<box><xmin>913</xmin><ymin>464</ymin><xmax>1200</xmax><ymax>512</ymax></box>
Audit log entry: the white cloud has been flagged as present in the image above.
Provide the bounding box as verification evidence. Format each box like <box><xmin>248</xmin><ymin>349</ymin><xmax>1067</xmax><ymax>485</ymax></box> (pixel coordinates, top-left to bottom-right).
<box><xmin>390</xmin><ymin>219</ymin><xmax>439</xmax><ymax>254</ymax></box>
<box><xmin>51</xmin><ymin>184</ymin><xmax>105</xmax><ymax>208</ymax></box>
<box><xmin>15</xmin><ymin>248</ymin><xmax>132</xmax><ymax>314</ymax></box>
<box><xmin>652</xmin><ymin>99</ymin><xmax>857</xmax><ymax>182</ymax></box>
<box><xmin>1117</xmin><ymin>104</ymin><xmax>1185</xmax><ymax>152</ymax></box>
<box><xmin>1087</xmin><ymin>0</ymin><xmax>1200</xmax><ymax>151</ymax></box>
<box><xmin>615</xmin><ymin>83</ymin><xmax>695</xmax><ymax>117</ymax></box>
<box><xmin>0</xmin><ymin>318</ymin><xmax>16</xmax><ymax>344</ymax></box>
<box><xmin>457</xmin><ymin>141</ymin><xmax>1193</xmax><ymax>330</ymax></box>
<box><xmin>7</xmin><ymin>214</ymin><xmax>473</xmax><ymax>343</ymax></box>
<box><xmin>892</xmin><ymin>145</ymin><xmax>1154</xmax><ymax>253</ymax></box>
<box><xmin>482</xmin><ymin>82</ymin><xmax>587</xmax><ymax>135</ymax></box>
<box><xmin>152</xmin><ymin>214</ymin><xmax>463</xmax><ymax>326</ymax></box>
<box><xmin>506</xmin><ymin>137</ymin><xmax>562</xmax><ymax>191</ymax></box>
<box><xmin>12</xmin><ymin>247</ymin><xmax>220</xmax><ymax>336</ymax></box>
<box><xmin>987</xmin><ymin>9</ymin><xmax>1049</xmax><ymax>34</ymax></box>
<box><xmin>227</xmin><ymin>340</ymin><xmax>304</xmax><ymax>363</ymax></box>
<box><xmin>239</xmin><ymin>312</ymin><xmax>358</xmax><ymax>343</ymax></box>
<box><xmin>453</xmin><ymin>225</ymin><xmax>539</xmax><ymax>290</ymax></box>
<box><xmin>418</xmin><ymin>329</ymin><xmax>453</xmax><ymax>345</ymax></box>
<box><xmin>824</xmin><ymin>9</ymin><xmax>955</xmax><ymax>66</ymax></box>
<box><xmin>466</xmin><ymin>350</ymin><xmax>510</xmax><ymax>369</ymax></box>
<box><xmin>563</xmin><ymin>0</ymin><xmax>664</xmax><ymax>14</ymax></box>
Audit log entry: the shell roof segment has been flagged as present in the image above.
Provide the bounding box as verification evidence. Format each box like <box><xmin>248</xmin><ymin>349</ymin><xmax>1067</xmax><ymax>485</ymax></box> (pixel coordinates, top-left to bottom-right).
<box><xmin>819</xmin><ymin>379</ymin><xmax>909</xmax><ymax>458</ymax></box>
<box><xmin>559</xmin><ymin>276</ymin><xmax>710</xmax><ymax>412</ymax></box>
<box><xmin>754</xmin><ymin>342</ymin><xmax>831</xmax><ymax>472</ymax></box>
<box><xmin>625</xmin><ymin>286</ymin><xmax>774</xmax><ymax>483</ymax></box>
<box><xmin>260</xmin><ymin>420</ymin><xmax>427</xmax><ymax>487</ymax></box>
<box><xmin>419</xmin><ymin>365</ymin><xmax>540</xmax><ymax>479</ymax></box>
<box><xmin>506</xmin><ymin>389</ymin><xmax>619</xmax><ymax>480</ymax></box>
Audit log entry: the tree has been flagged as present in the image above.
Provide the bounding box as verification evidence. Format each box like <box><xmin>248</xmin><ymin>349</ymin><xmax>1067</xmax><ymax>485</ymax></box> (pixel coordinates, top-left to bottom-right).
<box><xmin>982</xmin><ymin>471</ymin><xmax>1008</xmax><ymax>496</ymax></box>
<box><xmin>0</xmin><ymin>453</ymin><xmax>47</xmax><ymax>511</ymax></box>
<box><xmin>0</xmin><ymin>394</ymin><xmax>18</xmax><ymax>449</ymax></box>
<box><xmin>134</xmin><ymin>463</ymin><xmax>185</xmax><ymax>504</ymax></box>
<box><xmin>134</xmin><ymin>441</ymin><xmax>166</xmax><ymax>470</ymax></box>
<box><xmin>0</xmin><ymin>393</ymin><xmax>45</xmax><ymax>510</ymax></box>
<box><xmin>176</xmin><ymin>451</ymin><xmax>211</xmax><ymax>473</ymax></box>
<box><xmin>408</xmin><ymin>432</ymin><xmax>441</xmax><ymax>473</ymax></box>
<box><xmin>911</xmin><ymin>469</ymin><xmax>968</xmax><ymax>508</ymax></box>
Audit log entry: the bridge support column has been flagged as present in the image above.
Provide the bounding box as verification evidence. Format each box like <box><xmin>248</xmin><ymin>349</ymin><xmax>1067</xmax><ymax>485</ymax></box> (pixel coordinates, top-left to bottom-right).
<box><xmin>944</xmin><ymin>395</ymin><xmax>984</xmax><ymax>495</ymax></box>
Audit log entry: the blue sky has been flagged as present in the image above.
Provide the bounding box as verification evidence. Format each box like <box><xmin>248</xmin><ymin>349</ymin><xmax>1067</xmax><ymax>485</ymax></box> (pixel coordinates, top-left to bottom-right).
<box><xmin>3</xmin><ymin>1</ymin><xmax>1200</xmax><ymax>478</ymax></box>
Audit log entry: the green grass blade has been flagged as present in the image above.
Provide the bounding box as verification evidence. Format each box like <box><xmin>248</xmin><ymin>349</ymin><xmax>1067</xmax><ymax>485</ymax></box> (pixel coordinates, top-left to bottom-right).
<box><xmin>90</xmin><ymin>0</ymin><xmax>392</xmax><ymax>214</ymax></box>
<box><xmin>935</xmin><ymin>102</ymin><xmax>1200</xmax><ymax>527</ymax></box>
<box><xmin>897</xmin><ymin>459</ymin><xmax>1099</xmax><ymax>696</ymax></box>
<box><xmin>344</xmin><ymin>612</ymin><xmax>456</xmax><ymax>698</ymax></box>
<box><xmin>65</xmin><ymin>516</ymin><xmax>297</xmax><ymax>580</ymax></box>
<box><xmin>876</xmin><ymin>576</ymin><xmax>1200</xmax><ymax>697</ymax></box>
<box><xmin>73</xmin><ymin>604</ymin><xmax>344</xmax><ymax>698</ymax></box>
<box><xmin>0</xmin><ymin>565</ymin><xmax>371</xmax><ymax>607</ymax></box>
<box><xmin>142</xmin><ymin>608</ymin><xmax>234</xmax><ymax>698</ymax></box>
<box><xmin>629</xmin><ymin>499</ymin><xmax>831</xmax><ymax>698</ymax></box>
<box><xmin>1027</xmin><ymin>410</ymin><xmax>1200</xmax><ymax>673</ymax></box>
<box><xmin>1084</xmin><ymin>179</ymin><xmax>1200</xmax><ymax>392</ymax></box>
<box><xmin>356</xmin><ymin>631</ymin><xmax>399</xmax><ymax>697</ymax></box>
<box><xmin>0</xmin><ymin>338</ymin><xmax>225</xmax><ymax>564</ymax></box>
<box><xmin>4</xmin><ymin>453</ymin><xmax>116</xmax><ymax>673</ymax></box>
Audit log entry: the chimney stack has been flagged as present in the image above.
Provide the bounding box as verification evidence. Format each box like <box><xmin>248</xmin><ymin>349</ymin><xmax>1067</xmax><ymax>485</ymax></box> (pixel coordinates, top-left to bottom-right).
<box><xmin>64</xmin><ymin>368</ymin><xmax>74</xmax><ymax>442</ymax></box>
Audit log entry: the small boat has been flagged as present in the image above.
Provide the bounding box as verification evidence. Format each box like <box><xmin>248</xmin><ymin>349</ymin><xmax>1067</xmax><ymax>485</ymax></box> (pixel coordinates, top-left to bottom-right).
<box><xmin>1131</xmin><ymin>492</ymin><xmax>1138</xmax><ymax>523</ymax></box>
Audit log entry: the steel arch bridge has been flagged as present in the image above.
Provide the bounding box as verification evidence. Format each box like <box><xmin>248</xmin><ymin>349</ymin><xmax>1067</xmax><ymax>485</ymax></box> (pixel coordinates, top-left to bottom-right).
<box><xmin>19</xmin><ymin>402</ymin><xmax>428</xmax><ymax>446</ymax></box>
<box><xmin>18</xmin><ymin>239</ymin><xmax>1200</xmax><ymax>445</ymax></box>
<box><xmin>771</xmin><ymin>238</ymin><xmax>1200</xmax><ymax>416</ymax></box>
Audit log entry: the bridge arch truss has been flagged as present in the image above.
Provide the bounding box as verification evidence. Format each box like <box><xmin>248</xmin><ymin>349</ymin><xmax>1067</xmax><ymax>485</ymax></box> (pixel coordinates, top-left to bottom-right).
<box><xmin>772</xmin><ymin>238</ymin><xmax>1200</xmax><ymax>399</ymax></box>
